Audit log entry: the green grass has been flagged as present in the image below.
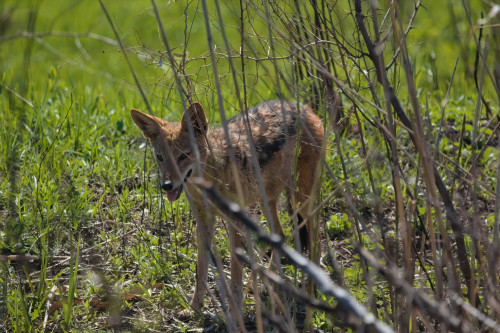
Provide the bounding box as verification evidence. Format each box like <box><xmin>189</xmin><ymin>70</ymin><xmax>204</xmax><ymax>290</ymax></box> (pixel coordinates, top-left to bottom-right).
<box><xmin>1</xmin><ymin>0</ymin><xmax>499</xmax><ymax>331</ymax></box>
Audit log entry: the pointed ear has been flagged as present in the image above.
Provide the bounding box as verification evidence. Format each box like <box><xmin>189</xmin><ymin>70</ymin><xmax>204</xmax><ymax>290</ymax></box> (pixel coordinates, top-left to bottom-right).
<box><xmin>181</xmin><ymin>102</ymin><xmax>208</xmax><ymax>136</ymax></box>
<box><xmin>130</xmin><ymin>109</ymin><xmax>162</xmax><ymax>138</ymax></box>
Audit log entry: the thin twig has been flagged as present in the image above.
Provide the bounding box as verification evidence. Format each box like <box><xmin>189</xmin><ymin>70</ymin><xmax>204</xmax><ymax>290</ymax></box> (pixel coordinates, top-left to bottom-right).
<box><xmin>1</xmin><ymin>85</ymin><xmax>35</xmax><ymax>110</ymax></box>
<box><xmin>0</xmin><ymin>31</ymin><xmax>119</xmax><ymax>45</ymax></box>
<box><xmin>98</xmin><ymin>0</ymin><xmax>153</xmax><ymax>115</ymax></box>
<box><xmin>385</xmin><ymin>0</ymin><xmax>422</xmax><ymax>70</ymax></box>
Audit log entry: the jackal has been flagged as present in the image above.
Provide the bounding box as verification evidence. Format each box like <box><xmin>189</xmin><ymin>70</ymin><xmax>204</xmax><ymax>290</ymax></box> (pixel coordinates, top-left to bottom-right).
<box><xmin>131</xmin><ymin>100</ymin><xmax>324</xmax><ymax>313</ymax></box>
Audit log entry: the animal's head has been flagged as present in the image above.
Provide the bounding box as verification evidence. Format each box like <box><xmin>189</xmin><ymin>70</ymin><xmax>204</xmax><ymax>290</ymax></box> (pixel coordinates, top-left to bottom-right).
<box><xmin>130</xmin><ymin>102</ymin><xmax>208</xmax><ymax>202</ymax></box>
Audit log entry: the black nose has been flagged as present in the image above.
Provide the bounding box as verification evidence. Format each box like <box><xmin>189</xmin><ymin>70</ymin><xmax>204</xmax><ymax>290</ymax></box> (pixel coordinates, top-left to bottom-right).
<box><xmin>161</xmin><ymin>181</ymin><xmax>174</xmax><ymax>191</ymax></box>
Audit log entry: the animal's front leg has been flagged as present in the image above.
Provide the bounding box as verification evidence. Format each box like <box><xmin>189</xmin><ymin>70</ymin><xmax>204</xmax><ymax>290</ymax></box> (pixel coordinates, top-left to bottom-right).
<box><xmin>228</xmin><ymin>221</ymin><xmax>245</xmax><ymax>311</ymax></box>
<box><xmin>190</xmin><ymin>207</ymin><xmax>215</xmax><ymax>312</ymax></box>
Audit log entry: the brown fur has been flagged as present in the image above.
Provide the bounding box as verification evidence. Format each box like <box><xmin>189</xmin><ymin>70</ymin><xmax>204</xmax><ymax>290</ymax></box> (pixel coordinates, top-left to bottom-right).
<box><xmin>131</xmin><ymin>100</ymin><xmax>324</xmax><ymax>312</ymax></box>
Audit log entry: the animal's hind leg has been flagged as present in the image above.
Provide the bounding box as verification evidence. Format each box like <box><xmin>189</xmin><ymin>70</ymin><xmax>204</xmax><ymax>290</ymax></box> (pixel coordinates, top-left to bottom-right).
<box><xmin>295</xmin><ymin>148</ymin><xmax>322</xmax><ymax>261</ymax></box>
<box><xmin>260</xmin><ymin>198</ymin><xmax>284</xmax><ymax>267</ymax></box>
<box><xmin>228</xmin><ymin>219</ymin><xmax>245</xmax><ymax>311</ymax></box>
<box><xmin>294</xmin><ymin>174</ymin><xmax>314</xmax><ymax>254</ymax></box>
<box><xmin>261</xmin><ymin>198</ymin><xmax>284</xmax><ymax>238</ymax></box>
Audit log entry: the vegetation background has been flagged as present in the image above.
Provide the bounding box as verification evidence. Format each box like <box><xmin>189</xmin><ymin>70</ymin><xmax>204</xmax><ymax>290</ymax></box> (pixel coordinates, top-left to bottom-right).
<box><xmin>0</xmin><ymin>0</ymin><xmax>499</xmax><ymax>331</ymax></box>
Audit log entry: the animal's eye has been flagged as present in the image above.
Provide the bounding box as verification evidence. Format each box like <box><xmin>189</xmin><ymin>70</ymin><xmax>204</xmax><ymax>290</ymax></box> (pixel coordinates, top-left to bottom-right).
<box><xmin>178</xmin><ymin>151</ymin><xmax>190</xmax><ymax>162</ymax></box>
<box><xmin>156</xmin><ymin>154</ymin><xmax>163</xmax><ymax>162</ymax></box>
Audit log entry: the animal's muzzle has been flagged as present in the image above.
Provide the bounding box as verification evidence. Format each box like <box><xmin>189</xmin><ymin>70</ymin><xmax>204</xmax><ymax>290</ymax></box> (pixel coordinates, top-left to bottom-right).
<box><xmin>160</xmin><ymin>168</ymin><xmax>193</xmax><ymax>202</ymax></box>
<box><xmin>161</xmin><ymin>181</ymin><xmax>174</xmax><ymax>192</ymax></box>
